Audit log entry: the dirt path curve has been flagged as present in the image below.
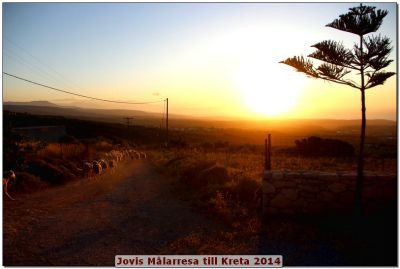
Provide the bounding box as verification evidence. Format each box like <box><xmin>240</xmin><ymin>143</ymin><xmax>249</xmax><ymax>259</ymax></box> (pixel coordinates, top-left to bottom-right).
<box><xmin>4</xmin><ymin>161</ymin><xmax>217</xmax><ymax>266</ymax></box>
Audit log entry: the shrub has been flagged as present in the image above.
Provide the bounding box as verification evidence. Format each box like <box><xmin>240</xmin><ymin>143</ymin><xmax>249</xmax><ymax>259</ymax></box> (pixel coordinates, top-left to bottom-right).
<box><xmin>198</xmin><ymin>165</ymin><xmax>230</xmax><ymax>186</ymax></box>
<box><xmin>294</xmin><ymin>136</ymin><xmax>355</xmax><ymax>157</ymax></box>
<box><xmin>214</xmin><ymin>141</ymin><xmax>230</xmax><ymax>149</ymax></box>
<box><xmin>180</xmin><ymin>160</ymin><xmax>216</xmax><ymax>187</ymax></box>
<box><xmin>13</xmin><ymin>171</ymin><xmax>49</xmax><ymax>193</ymax></box>
<box><xmin>169</xmin><ymin>138</ymin><xmax>188</xmax><ymax>148</ymax></box>
<box><xmin>227</xmin><ymin>176</ymin><xmax>261</xmax><ymax>208</ymax></box>
<box><xmin>26</xmin><ymin>159</ymin><xmax>69</xmax><ymax>185</ymax></box>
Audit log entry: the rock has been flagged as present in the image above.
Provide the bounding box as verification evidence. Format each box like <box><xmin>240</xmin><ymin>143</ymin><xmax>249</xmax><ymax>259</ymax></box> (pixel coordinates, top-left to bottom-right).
<box><xmin>340</xmin><ymin>190</ymin><xmax>354</xmax><ymax>204</ymax></box>
<box><xmin>199</xmin><ymin>165</ymin><xmax>229</xmax><ymax>185</ymax></box>
<box><xmin>320</xmin><ymin>191</ymin><xmax>334</xmax><ymax>202</ymax></box>
<box><xmin>281</xmin><ymin>188</ymin><xmax>298</xmax><ymax>200</ymax></box>
<box><xmin>339</xmin><ymin>173</ymin><xmax>356</xmax><ymax>183</ymax></box>
<box><xmin>265</xmin><ymin>207</ymin><xmax>278</xmax><ymax>215</ymax></box>
<box><xmin>270</xmin><ymin>172</ymin><xmax>284</xmax><ymax>180</ymax></box>
<box><xmin>301</xmin><ymin>172</ymin><xmax>319</xmax><ymax>179</ymax></box>
<box><xmin>269</xmin><ymin>193</ymin><xmax>291</xmax><ymax>208</ymax></box>
<box><xmin>263</xmin><ymin>182</ymin><xmax>276</xmax><ymax>194</ymax></box>
<box><xmin>328</xmin><ymin>182</ymin><xmax>347</xmax><ymax>193</ymax></box>
<box><xmin>383</xmin><ymin>184</ymin><xmax>395</xmax><ymax>198</ymax></box>
<box><xmin>295</xmin><ymin>198</ymin><xmax>308</xmax><ymax>209</ymax></box>
<box><xmin>274</xmin><ymin>180</ymin><xmax>296</xmax><ymax>188</ymax></box>
<box><xmin>263</xmin><ymin>171</ymin><xmax>273</xmax><ymax>180</ymax></box>
<box><xmin>300</xmin><ymin>190</ymin><xmax>315</xmax><ymax>199</ymax></box>
<box><xmin>300</xmin><ymin>184</ymin><xmax>319</xmax><ymax>193</ymax></box>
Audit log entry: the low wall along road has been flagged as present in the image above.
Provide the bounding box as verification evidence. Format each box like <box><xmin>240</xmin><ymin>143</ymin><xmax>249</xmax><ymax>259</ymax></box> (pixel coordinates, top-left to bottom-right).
<box><xmin>262</xmin><ymin>170</ymin><xmax>396</xmax><ymax>216</ymax></box>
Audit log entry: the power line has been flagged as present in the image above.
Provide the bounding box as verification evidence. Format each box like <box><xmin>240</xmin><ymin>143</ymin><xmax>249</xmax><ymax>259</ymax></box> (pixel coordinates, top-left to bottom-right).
<box><xmin>3</xmin><ymin>72</ymin><xmax>165</xmax><ymax>105</ymax></box>
<box><xmin>4</xmin><ymin>37</ymin><xmax>86</xmax><ymax>93</ymax></box>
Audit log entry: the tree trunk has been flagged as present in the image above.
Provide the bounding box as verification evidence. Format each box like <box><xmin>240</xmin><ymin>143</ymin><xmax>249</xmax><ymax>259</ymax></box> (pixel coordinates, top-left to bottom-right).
<box><xmin>355</xmin><ymin>34</ymin><xmax>366</xmax><ymax>216</ymax></box>
<box><xmin>355</xmin><ymin>89</ymin><xmax>366</xmax><ymax>215</ymax></box>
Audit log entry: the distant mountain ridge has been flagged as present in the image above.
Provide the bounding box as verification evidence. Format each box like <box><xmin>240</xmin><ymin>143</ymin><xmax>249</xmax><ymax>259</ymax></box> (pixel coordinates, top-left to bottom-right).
<box><xmin>4</xmin><ymin>101</ymin><xmax>161</xmax><ymax>118</ymax></box>
<box><xmin>5</xmin><ymin>101</ymin><xmax>59</xmax><ymax>107</ymax></box>
<box><xmin>3</xmin><ymin>101</ymin><xmax>184</xmax><ymax>127</ymax></box>
<box><xmin>3</xmin><ymin>101</ymin><xmax>396</xmax><ymax>130</ymax></box>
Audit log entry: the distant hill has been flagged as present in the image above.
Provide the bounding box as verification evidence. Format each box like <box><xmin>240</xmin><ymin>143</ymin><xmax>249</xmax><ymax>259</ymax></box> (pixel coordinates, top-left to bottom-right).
<box><xmin>4</xmin><ymin>101</ymin><xmax>59</xmax><ymax>107</ymax></box>
<box><xmin>3</xmin><ymin>101</ymin><xmax>165</xmax><ymax>125</ymax></box>
<box><xmin>3</xmin><ymin>101</ymin><xmax>396</xmax><ymax>134</ymax></box>
<box><xmin>3</xmin><ymin>100</ymin><xmax>186</xmax><ymax>118</ymax></box>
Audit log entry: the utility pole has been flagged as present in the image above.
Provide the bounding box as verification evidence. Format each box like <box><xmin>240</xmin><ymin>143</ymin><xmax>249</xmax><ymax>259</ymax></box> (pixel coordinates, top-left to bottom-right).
<box><xmin>265</xmin><ymin>134</ymin><xmax>271</xmax><ymax>170</ymax></box>
<box><xmin>166</xmin><ymin>98</ymin><xmax>169</xmax><ymax>147</ymax></box>
<box><xmin>123</xmin><ymin>117</ymin><xmax>134</xmax><ymax>128</ymax></box>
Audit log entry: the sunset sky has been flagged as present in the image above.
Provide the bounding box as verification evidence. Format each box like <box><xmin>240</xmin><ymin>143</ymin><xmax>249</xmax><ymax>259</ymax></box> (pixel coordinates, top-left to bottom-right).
<box><xmin>3</xmin><ymin>3</ymin><xmax>397</xmax><ymax>120</ymax></box>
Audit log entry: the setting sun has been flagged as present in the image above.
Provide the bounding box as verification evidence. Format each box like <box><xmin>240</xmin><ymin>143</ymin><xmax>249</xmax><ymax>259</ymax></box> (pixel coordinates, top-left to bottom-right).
<box><xmin>234</xmin><ymin>61</ymin><xmax>307</xmax><ymax>116</ymax></box>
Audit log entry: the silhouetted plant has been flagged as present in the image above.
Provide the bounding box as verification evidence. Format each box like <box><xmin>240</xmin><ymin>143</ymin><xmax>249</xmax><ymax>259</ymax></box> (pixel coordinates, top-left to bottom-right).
<box><xmin>294</xmin><ymin>136</ymin><xmax>354</xmax><ymax>157</ymax></box>
<box><xmin>59</xmin><ymin>135</ymin><xmax>79</xmax><ymax>159</ymax></box>
<box><xmin>280</xmin><ymin>4</ymin><xmax>395</xmax><ymax>213</ymax></box>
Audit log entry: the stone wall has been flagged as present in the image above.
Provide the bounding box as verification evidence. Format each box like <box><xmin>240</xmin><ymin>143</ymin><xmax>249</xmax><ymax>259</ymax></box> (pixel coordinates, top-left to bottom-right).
<box><xmin>262</xmin><ymin>171</ymin><xmax>396</xmax><ymax>216</ymax></box>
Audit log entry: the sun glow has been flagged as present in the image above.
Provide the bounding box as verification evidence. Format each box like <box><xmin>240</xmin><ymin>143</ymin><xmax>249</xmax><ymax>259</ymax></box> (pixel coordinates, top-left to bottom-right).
<box><xmin>234</xmin><ymin>61</ymin><xmax>307</xmax><ymax>117</ymax></box>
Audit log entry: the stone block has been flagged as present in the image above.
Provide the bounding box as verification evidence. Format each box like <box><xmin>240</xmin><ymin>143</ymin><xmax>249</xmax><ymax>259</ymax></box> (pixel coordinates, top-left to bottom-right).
<box><xmin>271</xmin><ymin>171</ymin><xmax>284</xmax><ymax>180</ymax></box>
<box><xmin>300</xmin><ymin>184</ymin><xmax>319</xmax><ymax>193</ymax></box>
<box><xmin>362</xmin><ymin>187</ymin><xmax>381</xmax><ymax>201</ymax></box>
<box><xmin>306</xmin><ymin>179</ymin><xmax>325</xmax><ymax>186</ymax></box>
<box><xmin>300</xmin><ymin>190</ymin><xmax>316</xmax><ymax>199</ymax></box>
<box><xmin>364</xmin><ymin>174</ymin><xmax>377</xmax><ymax>183</ymax></box>
<box><xmin>281</xmin><ymin>188</ymin><xmax>298</xmax><ymax>200</ymax></box>
<box><xmin>266</xmin><ymin>207</ymin><xmax>278</xmax><ymax>215</ymax></box>
<box><xmin>294</xmin><ymin>198</ymin><xmax>308</xmax><ymax>209</ymax></box>
<box><xmin>301</xmin><ymin>172</ymin><xmax>319</xmax><ymax>179</ymax></box>
<box><xmin>323</xmin><ymin>175</ymin><xmax>340</xmax><ymax>183</ymax></box>
<box><xmin>318</xmin><ymin>172</ymin><xmax>337</xmax><ymax>179</ymax></box>
<box><xmin>383</xmin><ymin>185</ymin><xmax>396</xmax><ymax>198</ymax></box>
<box><xmin>263</xmin><ymin>171</ymin><xmax>273</xmax><ymax>180</ymax></box>
<box><xmin>308</xmin><ymin>203</ymin><xmax>323</xmax><ymax>214</ymax></box>
<box><xmin>340</xmin><ymin>173</ymin><xmax>356</xmax><ymax>183</ymax></box>
<box><xmin>263</xmin><ymin>182</ymin><xmax>276</xmax><ymax>194</ymax></box>
<box><xmin>339</xmin><ymin>190</ymin><xmax>354</xmax><ymax>205</ymax></box>
<box><xmin>285</xmin><ymin>172</ymin><xmax>301</xmax><ymax>177</ymax></box>
<box><xmin>281</xmin><ymin>208</ymin><xmax>294</xmax><ymax>215</ymax></box>
<box><xmin>274</xmin><ymin>179</ymin><xmax>296</xmax><ymax>188</ymax></box>
<box><xmin>270</xmin><ymin>193</ymin><xmax>291</xmax><ymax>208</ymax></box>
<box><xmin>377</xmin><ymin>175</ymin><xmax>396</xmax><ymax>182</ymax></box>
<box><xmin>319</xmin><ymin>191</ymin><xmax>334</xmax><ymax>202</ymax></box>
<box><xmin>263</xmin><ymin>193</ymin><xmax>272</xmax><ymax>204</ymax></box>
<box><xmin>328</xmin><ymin>182</ymin><xmax>347</xmax><ymax>193</ymax></box>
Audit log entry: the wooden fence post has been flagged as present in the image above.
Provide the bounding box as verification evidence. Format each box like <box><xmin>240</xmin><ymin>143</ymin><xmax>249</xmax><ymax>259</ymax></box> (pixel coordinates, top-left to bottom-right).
<box><xmin>265</xmin><ymin>134</ymin><xmax>271</xmax><ymax>170</ymax></box>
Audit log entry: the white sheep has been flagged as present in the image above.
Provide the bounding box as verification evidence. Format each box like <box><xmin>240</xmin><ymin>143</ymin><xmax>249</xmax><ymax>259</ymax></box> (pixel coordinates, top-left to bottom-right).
<box><xmin>92</xmin><ymin>161</ymin><xmax>102</xmax><ymax>178</ymax></box>
<box><xmin>3</xmin><ymin>170</ymin><xmax>16</xmax><ymax>200</ymax></box>
<box><xmin>99</xmin><ymin>159</ymin><xmax>108</xmax><ymax>171</ymax></box>
<box><xmin>139</xmin><ymin>152</ymin><xmax>147</xmax><ymax>159</ymax></box>
<box><xmin>108</xmin><ymin>159</ymin><xmax>117</xmax><ymax>174</ymax></box>
<box><xmin>83</xmin><ymin>162</ymin><xmax>93</xmax><ymax>179</ymax></box>
<box><xmin>133</xmin><ymin>150</ymin><xmax>141</xmax><ymax>159</ymax></box>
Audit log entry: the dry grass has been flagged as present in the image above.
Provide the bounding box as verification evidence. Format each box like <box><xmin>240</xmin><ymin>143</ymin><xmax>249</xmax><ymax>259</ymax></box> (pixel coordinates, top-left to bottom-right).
<box><xmin>149</xmin><ymin>148</ymin><xmax>265</xmax><ymax>252</ymax></box>
<box><xmin>149</xmin><ymin>146</ymin><xmax>396</xmax><ymax>257</ymax></box>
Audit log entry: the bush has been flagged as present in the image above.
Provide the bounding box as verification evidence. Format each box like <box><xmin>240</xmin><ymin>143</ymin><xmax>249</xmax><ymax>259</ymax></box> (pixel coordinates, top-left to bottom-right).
<box><xmin>294</xmin><ymin>136</ymin><xmax>354</xmax><ymax>157</ymax></box>
<box><xmin>198</xmin><ymin>165</ymin><xmax>230</xmax><ymax>186</ymax></box>
<box><xmin>13</xmin><ymin>171</ymin><xmax>49</xmax><ymax>193</ymax></box>
<box><xmin>227</xmin><ymin>176</ymin><xmax>261</xmax><ymax>207</ymax></box>
<box><xmin>169</xmin><ymin>138</ymin><xmax>188</xmax><ymax>148</ymax></box>
<box><xmin>26</xmin><ymin>159</ymin><xmax>69</xmax><ymax>185</ymax></box>
<box><xmin>180</xmin><ymin>160</ymin><xmax>216</xmax><ymax>187</ymax></box>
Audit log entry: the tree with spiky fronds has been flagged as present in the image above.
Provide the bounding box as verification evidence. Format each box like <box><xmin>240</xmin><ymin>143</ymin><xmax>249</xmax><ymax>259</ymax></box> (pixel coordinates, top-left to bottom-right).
<box><xmin>280</xmin><ymin>4</ymin><xmax>395</xmax><ymax>214</ymax></box>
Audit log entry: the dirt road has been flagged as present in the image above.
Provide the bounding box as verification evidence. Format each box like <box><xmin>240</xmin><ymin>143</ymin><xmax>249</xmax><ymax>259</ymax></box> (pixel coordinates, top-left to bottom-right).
<box><xmin>3</xmin><ymin>161</ymin><xmax>220</xmax><ymax>266</ymax></box>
